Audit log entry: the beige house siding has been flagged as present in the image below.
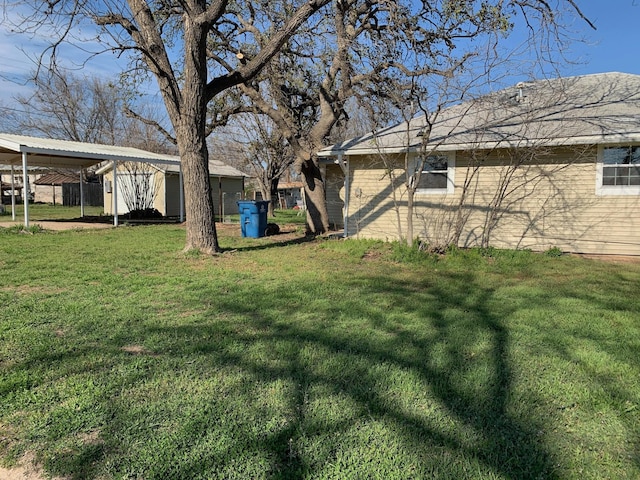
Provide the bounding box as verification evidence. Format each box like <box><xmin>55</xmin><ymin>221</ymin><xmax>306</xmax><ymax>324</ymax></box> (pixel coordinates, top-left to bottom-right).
<box><xmin>338</xmin><ymin>146</ymin><xmax>640</xmax><ymax>255</ymax></box>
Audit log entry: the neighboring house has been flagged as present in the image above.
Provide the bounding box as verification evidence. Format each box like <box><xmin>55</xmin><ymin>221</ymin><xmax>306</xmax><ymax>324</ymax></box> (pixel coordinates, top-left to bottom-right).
<box><xmin>33</xmin><ymin>171</ymin><xmax>78</xmax><ymax>205</ymax></box>
<box><xmin>276</xmin><ymin>181</ymin><xmax>305</xmax><ymax>209</ymax></box>
<box><xmin>319</xmin><ymin>72</ymin><xmax>640</xmax><ymax>255</ymax></box>
<box><xmin>0</xmin><ymin>167</ymin><xmax>42</xmax><ymax>203</ymax></box>
<box><xmin>98</xmin><ymin>159</ymin><xmax>246</xmax><ymax>217</ymax></box>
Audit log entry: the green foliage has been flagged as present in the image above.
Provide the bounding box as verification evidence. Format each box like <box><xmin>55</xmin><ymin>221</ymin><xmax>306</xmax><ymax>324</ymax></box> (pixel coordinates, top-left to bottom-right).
<box><xmin>0</xmin><ymin>224</ymin><xmax>44</xmax><ymax>235</ymax></box>
<box><xmin>389</xmin><ymin>241</ymin><xmax>439</xmax><ymax>265</ymax></box>
<box><xmin>545</xmin><ymin>246</ymin><xmax>564</xmax><ymax>257</ymax></box>
<box><xmin>1</xmin><ymin>228</ymin><xmax>639</xmax><ymax>479</ymax></box>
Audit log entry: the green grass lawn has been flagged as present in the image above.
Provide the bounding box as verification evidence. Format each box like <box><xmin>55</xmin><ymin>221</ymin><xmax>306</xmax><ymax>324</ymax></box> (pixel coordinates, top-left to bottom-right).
<box><xmin>1</xmin><ymin>224</ymin><xmax>639</xmax><ymax>479</ymax></box>
<box><xmin>2</xmin><ymin>203</ymin><xmax>306</xmax><ymax>226</ymax></box>
<box><xmin>0</xmin><ymin>204</ymin><xmax>105</xmax><ymax>221</ymax></box>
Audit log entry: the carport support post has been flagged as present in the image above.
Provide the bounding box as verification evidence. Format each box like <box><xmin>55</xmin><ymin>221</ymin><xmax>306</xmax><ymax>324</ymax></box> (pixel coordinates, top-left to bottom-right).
<box><xmin>79</xmin><ymin>169</ymin><xmax>85</xmax><ymax>217</ymax></box>
<box><xmin>112</xmin><ymin>160</ymin><xmax>119</xmax><ymax>227</ymax></box>
<box><xmin>10</xmin><ymin>164</ymin><xmax>16</xmax><ymax>221</ymax></box>
<box><xmin>21</xmin><ymin>152</ymin><xmax>29</xmax><ymax>227</ymax></box>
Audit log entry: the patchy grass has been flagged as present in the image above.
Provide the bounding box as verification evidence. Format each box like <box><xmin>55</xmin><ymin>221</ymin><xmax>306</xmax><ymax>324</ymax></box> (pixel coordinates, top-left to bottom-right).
<box><xmin>1</xmin><ymin>226</ymin><xmax>639</xmax><ymax>479</ymax></box>
<box><xmin>0</xmin><ymin>224</ymin><xmax>45</xmax><ymax>235</ymax></box>
<box><xmin>2</xmin><ymin>204</ymin><xmax>104</xmax><ymax>220</ymax></box>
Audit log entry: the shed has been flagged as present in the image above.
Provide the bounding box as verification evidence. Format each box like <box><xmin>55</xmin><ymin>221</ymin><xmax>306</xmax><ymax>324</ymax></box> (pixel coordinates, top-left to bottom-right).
<box><xmin>96</xmin><ymin>159</ymin><xmax>246</xmax><ymax>218</ymax></box>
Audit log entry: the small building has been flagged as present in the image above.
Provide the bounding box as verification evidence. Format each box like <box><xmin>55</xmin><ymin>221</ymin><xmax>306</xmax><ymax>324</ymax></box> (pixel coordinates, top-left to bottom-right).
<box><xmin>32</xmin><ymin>171</ymin><xmax>102</xmax><ymax>206</ymax></box>
<box><xmin>97</xmin><ymin>159</ymin><xmax>246</xmax><ymax>218</ymax></box>
<box><xmin>276</xmin><ymin>181</ymin><xmax>305</xmax><ymax>209</ymax></box>
<box><xmin>319</xmin><ymin>72</ymin><xmax>640</xmax><ymax>256</ymax></box>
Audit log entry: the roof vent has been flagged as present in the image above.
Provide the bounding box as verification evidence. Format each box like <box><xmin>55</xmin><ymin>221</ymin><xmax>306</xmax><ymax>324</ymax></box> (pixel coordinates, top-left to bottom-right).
<box><xmin>513</xmin><ymin>81</ymin><xmax>532</xmax><ymax>104</ymax></box>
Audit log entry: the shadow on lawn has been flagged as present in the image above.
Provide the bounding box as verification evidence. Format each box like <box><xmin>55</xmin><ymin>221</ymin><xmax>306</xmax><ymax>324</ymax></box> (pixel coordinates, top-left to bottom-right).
<box><xmin>12</xmin><ymin>254</ymin><xmax>640</xmax><ymax>478</ymax></box>
<box><xmin>144</xmin><ymin>269</ymin><xmax>558</xmax><ymax>479</ymax></box>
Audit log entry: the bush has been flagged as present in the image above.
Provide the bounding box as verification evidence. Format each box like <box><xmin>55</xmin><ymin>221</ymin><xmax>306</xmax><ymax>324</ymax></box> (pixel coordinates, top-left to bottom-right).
<box><xmin>545</xmin><ymin>246</ymin><xmax>564</xmax><ymax>257</ymax></box>
<box><xmin>125</xmin><ymin>208</ymin><xmax>163</xmax><ymax>220</ymax></box>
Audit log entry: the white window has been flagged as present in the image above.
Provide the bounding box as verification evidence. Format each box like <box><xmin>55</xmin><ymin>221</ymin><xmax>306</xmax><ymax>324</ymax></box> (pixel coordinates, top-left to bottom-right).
<box><xmin>596</xmin><ymin>145</ymin><xmax>640</xmax><ymax>196</ymax></box>
<box><xmin>415</xmin><ymin>153</ymin><xmax>455</xmax><ymax>194</ymax></box>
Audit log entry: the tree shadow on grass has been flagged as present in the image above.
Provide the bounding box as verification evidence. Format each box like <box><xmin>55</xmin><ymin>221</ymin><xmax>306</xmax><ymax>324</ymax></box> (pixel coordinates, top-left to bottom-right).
<box><xmin>8</xmin><ymin>257</ymin><xmax>639</xmax><ymax>478</ymax></box>
<box><xmin>221</xmin><ymin>233</ymin><xmax>318</xmax><ymax>253</ymax></box>
<box><xmin>140</xmin><ymin>269</ymin><xmax>559</xmax><ymax>479</ymax></box>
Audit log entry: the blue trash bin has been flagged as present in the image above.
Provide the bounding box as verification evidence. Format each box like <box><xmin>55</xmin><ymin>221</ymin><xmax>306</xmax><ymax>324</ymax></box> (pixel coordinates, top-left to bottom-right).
<box><xmin>237</xmin><ymin>200</ymin><xmax>269</xmax><ymax>238</ymax></box>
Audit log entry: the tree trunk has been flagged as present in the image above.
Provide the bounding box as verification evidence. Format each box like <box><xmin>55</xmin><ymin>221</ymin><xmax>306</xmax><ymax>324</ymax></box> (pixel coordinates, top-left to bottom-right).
<box><xmin>176</xmin><ymin>15</ymin><xmax>220</xmax><ymax>254</ymax></box>
<box><xmin>269</xmin><ymin>177</ymin><xmax>280</xmax><ymax>216</ymax></box>
<box><xmin>301</xmin><ymin>158</ymin><xmax>329</xmax><ymax>234</ymax></box>
<box><xmin>406</xmin><ymin>187</ymin><xmax>415</xmax><ymax>247</ymax></box>
<box><xmin>179</xmin><ymin>134</ymin><xmax>220</xmax><ymax>254</ymax></box>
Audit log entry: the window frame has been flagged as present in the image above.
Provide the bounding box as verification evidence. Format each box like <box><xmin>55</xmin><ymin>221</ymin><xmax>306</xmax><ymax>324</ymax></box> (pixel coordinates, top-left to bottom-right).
<box><xmin>414</xmin><ymin>152</ymin><xmax>456</xmax><ymax>195</ymax></box>
<box><xmin>596</xmin><ymin>145</ymin><xmax>640</xmax><ymax>196</ymax></box>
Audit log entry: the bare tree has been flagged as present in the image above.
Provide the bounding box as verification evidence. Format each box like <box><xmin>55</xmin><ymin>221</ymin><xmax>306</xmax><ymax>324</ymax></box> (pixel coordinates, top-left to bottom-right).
<box><xmin>7</xmin><ymin>0</ymin><xmax>334</xmax><ymax>254</ymax></box>
<box><xmin>12</xmin><ymin>69</ymin><xmax>176</xmax><ymax>156</ymax></box>
<box><xmin>220</xmin><ymin>113</ymin><xmax>295</xmax><ymax>217</ymax></box>
<box><xmin>213</xmin><ymin>0</ymin><xmax>594</xmax><ymax>236</ymax></box>
<box><xmin>15</xmin><ymin>69</ymin><xmax>124</xmax><ymax>144</ymax></box>
<box><xmin>117</xmin><ymin>161</ymin><xmax>163</xmax><ymax>216</ymax></box>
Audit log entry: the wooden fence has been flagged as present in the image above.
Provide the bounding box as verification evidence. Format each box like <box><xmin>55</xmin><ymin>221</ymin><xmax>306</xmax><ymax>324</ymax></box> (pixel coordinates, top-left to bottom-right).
<box><xmin>63</xmin><ymin>183</ymin><xmax>104</xmax><ymax>207</ymax></box>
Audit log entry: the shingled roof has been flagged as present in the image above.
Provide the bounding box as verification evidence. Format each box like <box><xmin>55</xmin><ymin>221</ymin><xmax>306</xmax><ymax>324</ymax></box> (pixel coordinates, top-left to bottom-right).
<box><xmin>320</xmin><ymin>72</ymin><xmax>640</xmax><ymax>156</ymax></box>
<box><xmin>33</xmin><ymin>172</ymin><xmax>81</xmax><ymax>185</ymax></box>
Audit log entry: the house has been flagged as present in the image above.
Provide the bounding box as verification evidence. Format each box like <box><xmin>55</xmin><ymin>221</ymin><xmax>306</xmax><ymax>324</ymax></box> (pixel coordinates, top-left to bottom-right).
<box><xmin>32</xmin><ymin>171</ymin><xmax>103</xmax><ymax>206</ymax></box>
<box><xmin>97</xmin><ymin>158</ymin><xmax>246</xmax><ymax>218</ymax></box>
<box><xmin>319</xmin><ymin>72</ymin><xmax>640</xmax><ymax>255</ymax></box>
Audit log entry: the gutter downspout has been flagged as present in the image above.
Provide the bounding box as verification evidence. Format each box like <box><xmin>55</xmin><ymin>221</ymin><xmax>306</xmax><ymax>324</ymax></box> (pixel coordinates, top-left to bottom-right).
<box><xmin>337</xmin><ymin>153</ymin><xmax>349</xmax><ymax>238</ymax></box>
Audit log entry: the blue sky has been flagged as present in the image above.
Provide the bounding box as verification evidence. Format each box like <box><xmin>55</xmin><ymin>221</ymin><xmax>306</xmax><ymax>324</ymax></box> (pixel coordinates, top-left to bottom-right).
<box><xmin>564</xmin><ymin>1</ymin><xmax>640</xmax><ymax>76</ymax></box>
<box><xmin>0</xmin><ymin>2</ymin><xmax>638</xmax><ymax>114</ymax></box>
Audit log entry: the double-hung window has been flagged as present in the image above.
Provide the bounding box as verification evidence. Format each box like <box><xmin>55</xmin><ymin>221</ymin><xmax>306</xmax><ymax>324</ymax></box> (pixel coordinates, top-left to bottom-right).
<box><xmin>597</xmin><ymin>146</ymin><xmax>640</xmax><ymax>195</ymax></box>
<box><xmin>416</xmin><ymin>153</ymin><xmax>455</xmax><ymax>194</ymax></box>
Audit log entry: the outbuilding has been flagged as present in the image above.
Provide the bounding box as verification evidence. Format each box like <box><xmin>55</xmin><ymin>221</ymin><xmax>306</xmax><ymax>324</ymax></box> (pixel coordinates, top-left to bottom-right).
<box><xmin>97</xmin><ymin>159</ymin><xmax>246</xmax><ymax>219</ymax></box>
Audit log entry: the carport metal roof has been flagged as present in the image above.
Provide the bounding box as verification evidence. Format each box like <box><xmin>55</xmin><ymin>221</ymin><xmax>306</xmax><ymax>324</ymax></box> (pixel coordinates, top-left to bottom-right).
<box><xmin>0</xmin><ymin>133</ymin><xmax>179</xmax><ymax>168</ymax></box>
<box><xmin>0</xmin><ymin>133</ymin><xmax>182</xmax><ymax>227</ymax></box>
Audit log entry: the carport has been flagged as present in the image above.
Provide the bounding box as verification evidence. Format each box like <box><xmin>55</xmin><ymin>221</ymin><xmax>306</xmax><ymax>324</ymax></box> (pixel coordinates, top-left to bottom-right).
<box><xmin>0</xmin><ymin>133</ymin><xmax>183</xmax><ymax>227</ymax></box>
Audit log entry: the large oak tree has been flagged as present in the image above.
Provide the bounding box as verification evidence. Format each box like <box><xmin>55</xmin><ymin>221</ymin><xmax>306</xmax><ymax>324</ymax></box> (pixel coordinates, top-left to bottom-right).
<box><xmin>216</xmin><ymin>0</ymin><xmax>594</xmax><ymax>234</ymax></box>
<box><xmin>8</xmin><ymin>0</ymin><xmax>593</xmax><ymax>244</ymax></box>
<box><xmin>10</xmin><ymin>0</ymin><xmax>334</xmax><ymax>253</ymax></box>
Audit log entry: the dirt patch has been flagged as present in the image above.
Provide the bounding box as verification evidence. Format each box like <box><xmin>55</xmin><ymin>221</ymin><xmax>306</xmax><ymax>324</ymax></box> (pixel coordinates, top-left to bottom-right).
<box><xmin>121</xmin><ymin>344</ymin><xmax>157</xmax><ymax>356</ymax></box>
<box><xmin>0</xmin><ymin>453</ymin><xmax>67</xmax><ymax>480</ymax></box>
<box><xmin>574</xmin><ymin>253</ymin><xmax>640</xmax><ymax>264</ymax></box>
